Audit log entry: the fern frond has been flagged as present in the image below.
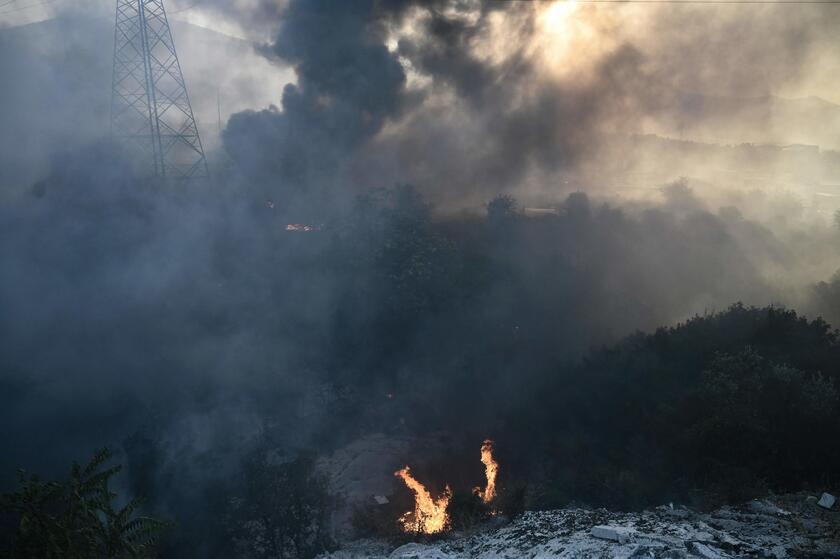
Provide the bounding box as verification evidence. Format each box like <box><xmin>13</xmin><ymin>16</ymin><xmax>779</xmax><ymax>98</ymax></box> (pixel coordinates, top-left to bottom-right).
<box><xmin>81</xmin><ymin>448</ymin><xmax>113</xmax><ymax>478</ymax></box>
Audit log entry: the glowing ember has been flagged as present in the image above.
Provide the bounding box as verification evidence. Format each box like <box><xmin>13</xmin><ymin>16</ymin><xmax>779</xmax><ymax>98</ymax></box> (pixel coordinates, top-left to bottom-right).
<box><xmin>474</xmin><ymin>439</ymin><xmax>498</xmax><ymax>503</ymax></box>
<box><xmin>394</xmin><ymin>466</ymin><xmax>451</xmax><ymax>534</ymax></box>
<box><xmin>285</xmin><ymin>223</ymin><xmax>317</xmax><ymax>232</ymax></box>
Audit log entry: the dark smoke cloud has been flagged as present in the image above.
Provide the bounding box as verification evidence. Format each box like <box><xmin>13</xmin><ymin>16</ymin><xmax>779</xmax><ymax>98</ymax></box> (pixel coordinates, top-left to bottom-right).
<box><xmin>218</xmin><ymin>0</ymin><xmax>840</xmax><ymax>207</ymax></box>
<box><xmin>223</xmin><ymin>0</ymin><xmax>412</xmax><ymax>210</ymax></box>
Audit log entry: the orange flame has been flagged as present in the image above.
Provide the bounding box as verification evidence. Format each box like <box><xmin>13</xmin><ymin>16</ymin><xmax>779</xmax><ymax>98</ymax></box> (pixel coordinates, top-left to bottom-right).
<box><xmin>394</xmin><ymin>466</ymin><xmax>451</xmax><ymax>534</ymax></box>
<box><xmin>474</xmin><ymin>439</ymin><xmax>498</xmax><ymax>503</ymax></box>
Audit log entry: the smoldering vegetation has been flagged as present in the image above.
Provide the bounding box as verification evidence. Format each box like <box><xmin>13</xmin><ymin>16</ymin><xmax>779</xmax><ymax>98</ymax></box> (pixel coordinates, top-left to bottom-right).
<box><xmin>2</xmin><ymin>145</ymin><xmax>840</xmax><ymax>555</ymax></box>
<box><xmin>2</xmin><ymin>0</ymin><xmax>840</xmax><ymax>557</ymax></box>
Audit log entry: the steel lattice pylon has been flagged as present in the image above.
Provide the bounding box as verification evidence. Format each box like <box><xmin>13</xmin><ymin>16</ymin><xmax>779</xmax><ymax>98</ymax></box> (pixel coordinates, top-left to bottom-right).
<box><xmin>111</xmin><ymin>0</ymin><xmax>208</xmax><ymax>180</ymax></box>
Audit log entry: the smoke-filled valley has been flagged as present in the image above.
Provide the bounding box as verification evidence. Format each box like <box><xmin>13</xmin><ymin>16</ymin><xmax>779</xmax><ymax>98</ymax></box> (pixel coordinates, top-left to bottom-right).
<box><xmin>1</xmin><ymin>1</ymin><xmax>840</xmax><ymax>558</ymax></box>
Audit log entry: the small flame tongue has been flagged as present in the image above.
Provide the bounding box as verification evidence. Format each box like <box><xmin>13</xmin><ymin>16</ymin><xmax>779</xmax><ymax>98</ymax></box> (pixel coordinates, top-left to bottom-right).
<box><xmin>474</xmin><ymin>439</ymin><xmax>499</xmax><ymax>503</ymax></box>
<box><xmin>394</xmin><ymin>466</ymin><xmax>451</xmax><ymax>534</ymax></box>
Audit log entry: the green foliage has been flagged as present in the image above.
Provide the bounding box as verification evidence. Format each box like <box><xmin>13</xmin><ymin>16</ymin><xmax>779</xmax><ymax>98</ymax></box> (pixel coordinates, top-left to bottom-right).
<box><xmin>323</xmin><ymin>184</ymin><xmax>474</xmax><ymax>388</ymax></box>
<box><xmin>446</xmin><ymin>484</ymin><xmax>526</xmax><ymax>532</ymax></box>
<box><xmin>486</xmin><ymin>195</ymin><xmax>519</xmax><ymax>223</ymax></box>
<box><xmin>521</xmin><ymin>306</ymin><xmax>840</xmax><ymax>510</ymax></box>
<box><xmin>447</xmin><ymin>490</ymin><xmax>491</xmax><ymax>532</ymax></box>
<box><xmin>350</xmin><ymin>500</ymin><xmax>404</xmax><ymax>540</ymax></box>
<box><xmin>495</xmin><ymin>482</ymin><xmax>527</xmax><ymax>520</ymax></box>
<box><xmin>0</xmin><ymin>448</ymin><xmax>168</xmax><ymax>559</ymax></box>
<box><xmin>682</xmin><ymin>349</ymin><xmax>838</xmax><ymax>495</ymax></box>
<box><xmin>811</xmin><ymin>270</ymin><xmax>840</xmax><ymax>330</ymax></box>
<box><xmin>562</xmin><ymin>192</ymin><xmax>591</xmax><ymax>220</ymax></box>
<box><xmin>226</xmin><ymin>449</ymin><xmax>334</xmax><ymax>559</ymax></box>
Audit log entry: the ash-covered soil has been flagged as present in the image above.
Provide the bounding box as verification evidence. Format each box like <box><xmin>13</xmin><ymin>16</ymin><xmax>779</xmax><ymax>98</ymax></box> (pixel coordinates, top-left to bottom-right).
<box><xmin>321</xmin><ymin>493</ymin><xmax>839</xmax><ymax>559</ymax></box>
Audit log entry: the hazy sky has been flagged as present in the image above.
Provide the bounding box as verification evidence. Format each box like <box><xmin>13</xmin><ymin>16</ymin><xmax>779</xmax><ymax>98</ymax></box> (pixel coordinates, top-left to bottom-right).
<box><xmin>4</xmin><ymin>0</ymin><xmax>840</xmax><ymax>205</ymax></box>
<box><xmin>0</xmin><ymin>0</ymin><xmax>279</xmax><ymax>39</ymax></box>
<box><xmin>3</xmin><ymin>0</ymin><xmax>839</xmax><ymax>103</ymax></box>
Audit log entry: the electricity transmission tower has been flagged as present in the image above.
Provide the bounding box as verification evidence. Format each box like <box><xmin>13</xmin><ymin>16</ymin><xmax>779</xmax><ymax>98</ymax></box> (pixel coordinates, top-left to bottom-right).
<box><xmin>111</xmin><ymin>0</ymin><xmax>208</xmax><ymax>180</ymax></box>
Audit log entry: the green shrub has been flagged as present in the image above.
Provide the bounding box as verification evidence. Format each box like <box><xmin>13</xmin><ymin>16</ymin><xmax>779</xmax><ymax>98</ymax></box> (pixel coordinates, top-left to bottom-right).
<box><xmin>525</xmin><ymin>306</ymin><xmax>840</xmax><ymax>511</ymax></box>
<box><xmin>494</xmin><ymin>482</ymin><xmax>527</xmax><ymax>520</ymax></box>
<box><xmin>681</xmin><ymin>348</ymin><xmax>838</xmax><ymax>493</ymax></box>
<box><xmin>226</xmin><ymin>450</ymin><xmax>334</xmax><ymax>559</ymax></box>
<box><xmin>447</xmin><ymin>490</ymin><xmax>490</xmax><ymax>532</ymax></box>
<box><xmin>0</xmin><ymin>448</ymin><xmax>168</xmax><ymax>559</ymax></box>
<box><xmin>350</xmin><ymin>500</ymin><xmax>404</xmax><ymax>540</ymax></box>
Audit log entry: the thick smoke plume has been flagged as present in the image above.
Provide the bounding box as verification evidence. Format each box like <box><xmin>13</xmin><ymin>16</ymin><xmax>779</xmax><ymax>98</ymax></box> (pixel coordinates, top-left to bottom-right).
<box><xmin>218</xmin><ymin>0</ymin><xmax>840</xmax><ymax>206</ymax></box>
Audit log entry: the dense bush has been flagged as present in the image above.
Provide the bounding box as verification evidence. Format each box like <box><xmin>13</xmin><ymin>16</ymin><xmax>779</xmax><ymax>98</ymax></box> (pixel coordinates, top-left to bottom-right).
<box><xmin>225</xmin><ymin>448</ymin><xmax>333</xmax><ymax>559</ymax></box>
<box><xmin>686</xmin><ymin>349</ymin><xmax>837</xmax><ymax>491</ymax></box>
<box><xmin>520</xmin><ymin>305</ymin><xmax>840</xmax><ymax>510</ymax></box>
<box><xmin>446</xmin><ymin>490</ymin><xmax>492</xmax><ymax>533</ymax></box>
<box><xmin>350</xmin><ymin>500</ymin><xmax>405</xmax><ymax>540</ymax></box>
<box><xmin>810</xmin><ymin>270</ymin><xmax>840</xmax><ymax>329</ymax></box>
<box><xmin>0</xmin><ymin>448</ymin><xmax>167</xmax><ymax>559</ymax></box>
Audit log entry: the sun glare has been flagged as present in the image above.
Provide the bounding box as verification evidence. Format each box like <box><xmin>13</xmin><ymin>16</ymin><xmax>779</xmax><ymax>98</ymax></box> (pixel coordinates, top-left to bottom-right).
<box><xmin>540</xmin><ymin>0</ymin><xmax>579</xmax><ymax>32</ymax></box>
<box><xmin>534</xmin><ymin>0</ymin><xmax>609</xmax><ymax>78</ymax></box>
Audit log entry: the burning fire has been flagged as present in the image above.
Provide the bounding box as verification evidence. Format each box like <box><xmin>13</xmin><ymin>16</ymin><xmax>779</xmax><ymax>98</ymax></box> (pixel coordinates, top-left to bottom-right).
<box><xmin>474</xmin><ymin>439</ymin><xmax>498</xmax><ymax>503</ymax></box>
<box><xmin>394</xmin><ymin>466</ymin><xmax>452</xmax><ymax>534</ymax></box>
<box><xmin>395</xmin><ymin>440</ymin><xmax>499</xmax><ymax>534</ymax></box>
<box><xmin>285</xmin><ymin>223</ymin><xmax>317</xmax><ymax>232</ymax></box>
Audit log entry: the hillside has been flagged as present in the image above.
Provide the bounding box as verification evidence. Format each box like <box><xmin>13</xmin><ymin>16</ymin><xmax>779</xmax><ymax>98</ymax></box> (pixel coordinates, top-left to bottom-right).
<box><xmin>654</xmin><ymin>93</ymin><xmax>840</xmax><ymax>151</ymax></box>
